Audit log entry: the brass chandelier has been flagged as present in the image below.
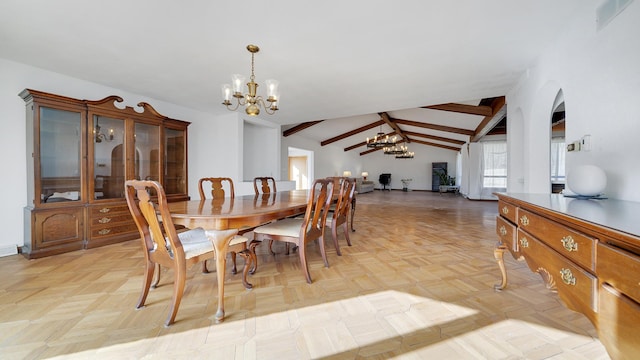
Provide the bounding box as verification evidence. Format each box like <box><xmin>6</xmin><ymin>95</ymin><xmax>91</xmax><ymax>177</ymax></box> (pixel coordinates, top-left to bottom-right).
<box><xmin>221</xmin><ymin>44</ymin><xmax>279</xmax><ymax>116</ymax></box>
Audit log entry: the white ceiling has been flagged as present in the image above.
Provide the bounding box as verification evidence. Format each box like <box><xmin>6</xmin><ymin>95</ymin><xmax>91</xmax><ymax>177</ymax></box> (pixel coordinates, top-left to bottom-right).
<box><xmin>0</xmin><ymin>0</ymin><xmax>595</xmax><ymax>149</ymax></box>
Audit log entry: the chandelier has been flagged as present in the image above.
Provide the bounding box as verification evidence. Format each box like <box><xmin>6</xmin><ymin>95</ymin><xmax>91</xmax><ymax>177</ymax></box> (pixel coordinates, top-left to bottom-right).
<box><xmin>396</xmin><ymin>147</ymin><xmax>415</xmax><ymax>159</ymax></box>
<box><xmin>366</xmin><ymin>126</ymin><xmax>396</xmax><ymax>148</ymax></box>
<box><xmin>383</xmin><ymin>143</ymin><xmax>405</xmax><ymax>155</ymax></box>
<box><xmin>221</xmin><ymin>44</ymin><xmax>279</xmax><ymax>116</ymax></box>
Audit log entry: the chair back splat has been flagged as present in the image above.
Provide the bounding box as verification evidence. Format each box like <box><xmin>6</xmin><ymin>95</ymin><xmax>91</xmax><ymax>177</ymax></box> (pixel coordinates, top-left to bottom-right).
<box><xmin>199</xmin><ymin>177</ymin><xmax>235</xmax><ymax>200</ymax></box>
<box><xmin>253</xmin><ymin>176</ymin><xmax>277</xmax><ymax>195</ymax></box>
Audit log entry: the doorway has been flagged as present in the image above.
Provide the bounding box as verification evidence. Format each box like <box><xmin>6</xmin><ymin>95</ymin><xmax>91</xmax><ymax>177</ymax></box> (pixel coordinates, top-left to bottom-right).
<box><xmin>288</xmin><ymin>147</ymin><xmax>313</xmax><ymax>190</ymax></box>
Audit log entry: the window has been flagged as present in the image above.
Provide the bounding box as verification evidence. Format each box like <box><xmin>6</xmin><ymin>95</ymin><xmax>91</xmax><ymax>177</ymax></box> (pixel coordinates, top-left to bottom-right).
<box><xmin>482</xmin><ymin>140</ymin><xmax>507</xmax><ymax>188</ymax></box>
<box><xmin>550</xmin><ymin>137</ymin><xmax>566</xmax><ymax>183</ymax></box>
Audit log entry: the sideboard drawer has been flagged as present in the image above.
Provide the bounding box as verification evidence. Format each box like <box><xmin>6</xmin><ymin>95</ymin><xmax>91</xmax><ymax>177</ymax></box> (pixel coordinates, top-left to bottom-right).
<box><xmin>498</xmin><ymin>200</ymin><xmax>517</xmax><ymax>224</ymax></box>
<box><xmin>496</xmin><ymin>216</ymin><xmax>517</xmax><ymax>253</ymax></box>
<box><xmin>598</xmin><ymin>284</ymin><xmax>640</xmax><ymax>360</ymax></box>
<box><xmin>518</xmin><ymin>209</ymin><xmax>596</xmax><ymax>272</ymax></box>
<box><xmin>520</xmin><ymin>230</ymin><xmax>597</xmax><ymax>318</ymax></box>
<box><xmin>597</xmin><ymin>243</ymin><xmax>640</xmax><ymax>303</ymax></box>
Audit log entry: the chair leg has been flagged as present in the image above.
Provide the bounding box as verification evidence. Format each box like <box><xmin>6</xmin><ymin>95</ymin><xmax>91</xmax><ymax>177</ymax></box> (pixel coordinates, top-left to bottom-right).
<box><xmin>137</xmin><ymin>261</ymin><xmax>155</xmax><ymax>309</ymax></box>
<box><xmin>248</xmin><ymin>240</ymin><xmax>260</xmax><ymax>274</ymax></box>
<box><xmin>230</xmin><ymin>251</ymin><xmax>238</xmax><ymax>274</ymax></box>
<box><xmin>318</xmin><ymin>235</ymin><xmax>330</xmax><ymax>268</ymax></box>
<box><xmin>269</xmin><ymin>239</ymin><xmax>276</xmax><ymax>255</ymax></box>
<box><xmin>202</xmin><ymin>260</ymin><xmax>209</xmax><ymax>274</ymax></box>
<box><xmin>332</xmin><ymin>223</ymin><xmax>342</xmax><ymax>256</ymax></box>
<box><xmin>299</xmin><ymin>242</ymin><xmax>312</xmax><ymax>284</ymax></box>
<box><xmin>237</xmin><ymin>249</ymin><xmax>253</xmax><ymax>289</ymax></box>
<box><xmin>342</xmin><ymin>221</ymin><xmax>352</xmax><ymax>247</ymax></box>
<box><xmin>165</xmin><ymin>265</ymin><xmax>187</xmax><ymax>327</ymax></box>
<box><xmin>152</xmin><ymin>263</ymin><xmax>161</xmax><ymax>288</ymax></box>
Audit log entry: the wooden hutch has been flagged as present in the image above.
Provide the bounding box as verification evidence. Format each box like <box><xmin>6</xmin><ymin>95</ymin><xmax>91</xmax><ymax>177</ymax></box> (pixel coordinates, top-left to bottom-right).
<box><xmin>22</xmin><ymin>89</ymin><xmax>190</xmax><ymax>258</ymax></box>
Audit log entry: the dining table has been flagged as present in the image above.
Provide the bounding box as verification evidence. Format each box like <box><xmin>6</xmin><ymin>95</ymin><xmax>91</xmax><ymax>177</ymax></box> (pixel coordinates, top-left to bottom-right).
<box><xmin>167</xmin><ymin>189</ymin><xmax>309</xmax><ymax>323</ymax></box>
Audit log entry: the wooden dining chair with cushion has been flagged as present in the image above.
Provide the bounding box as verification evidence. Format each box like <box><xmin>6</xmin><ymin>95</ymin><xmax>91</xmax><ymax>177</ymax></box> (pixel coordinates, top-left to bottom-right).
<box><xmin>197</xmin><ymin>177</ymin><xmax>252</xmax><ymax>275</ymax></box>
<box><xmin>124</xmin><ymin>179</ymin><xmax>252</xmax><ymax>326</ymax></box>
<box><xmin>253</xmin><ymin>176</ymin><xmax>277</xmax><ymax>195</ymax></box>
<box><xmin>325</xmin><ymin>177</ymin><xmax>356</xmax><ymax>256</ymax></box>
<box><xmin>252</xmin><ymin>178</ymin><xmax>334</xmax><ymax>283</ymax></box>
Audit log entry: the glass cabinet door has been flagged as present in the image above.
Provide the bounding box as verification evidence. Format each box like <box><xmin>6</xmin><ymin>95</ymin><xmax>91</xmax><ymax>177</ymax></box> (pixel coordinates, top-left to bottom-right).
<box><xmin>39</xmin><ymin>107</ymin><xmax>82</xmax><ymax>204</ymax></box>
<box><xmin>164</xmin><ymin>127</ymin><xmax>186</xmax><ymax>195</ymax></box>
<box><xmin>134</xmin><ymin>122</ymin><xmax>161</xmax><ymax>183</ymax></box>
<box><xmin>92</xmin><ymin>115</ymin><xmax>125</xmax><ymax>199</ymax></box>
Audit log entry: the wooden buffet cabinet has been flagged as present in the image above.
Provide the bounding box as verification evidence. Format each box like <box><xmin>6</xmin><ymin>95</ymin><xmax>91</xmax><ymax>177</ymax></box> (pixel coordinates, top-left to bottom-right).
<box><xmin>494</xmin><ymin>193</ymin><xmax>640</xmax><ymax>359</ymax></box>
<box><xmin>22</xmin><ymin>89</ymin><xmax>190</xmax><ymax>258</ymax></box>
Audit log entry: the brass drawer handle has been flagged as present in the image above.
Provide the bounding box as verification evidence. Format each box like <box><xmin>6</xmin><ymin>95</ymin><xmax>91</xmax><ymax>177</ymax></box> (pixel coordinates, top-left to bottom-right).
<box><xmin>561</xmin><ymin>236</ymin><xmax>578</xmax><ymax>252</ymax></box>
<box><xmin>519</xmin><ymin>215</ymin><xmax>529</xmax><ymax>226</ymax></box>
<box><xmin>519</xmin><ymin>237</ymin><xmax>529</xmax><ymax>248</ymax></box>
<box><xmin>499</xmin><ymin>225</ymin><xmax>507</xmax><ymax>236</ymax></box>
<box><xmin>98</xmin><ymin>217</ymin><xmax>111</xmax><ymax>224</ymax></box>
<box><xmin>560</xmin><ymin>268</ymin><xmax>576</xmax><ymax>285</ymax></box>
<box><xmin>98</xmin><ymin>229</ymin><xmax>111</xmax><ymax>235</ymax></box>
<box><xmin>501</xmin><ymin>206</ymin><xmax>509</xmax><ymax>215</ymax></box>
<box><xmin>99</xmin><ymin>207</ymin><xmax>111</xmax><ymax>213</ymax></box>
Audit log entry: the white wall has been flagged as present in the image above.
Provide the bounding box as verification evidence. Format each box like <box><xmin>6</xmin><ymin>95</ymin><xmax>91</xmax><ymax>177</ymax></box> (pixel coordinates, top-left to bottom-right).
<box><xmin>506</xmin><ymin>1</ymin><xmax>640</xmax><ymax>201</ymax></box>
<box><xmin>0</xmin><ymin>59</ymin><xmax>241</xmax><ymax>256</ymax></box>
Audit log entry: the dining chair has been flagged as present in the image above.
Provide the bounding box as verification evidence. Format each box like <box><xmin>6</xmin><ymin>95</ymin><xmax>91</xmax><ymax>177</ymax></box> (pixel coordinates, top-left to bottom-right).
<box><xmin>252</xmin><ymin>178</ymin><xmax>334</xmax><ymax>283</ymax></box>
<box><xmin>124</xmin><ymin>179</ymin><xmax>252</xmax><ymax>326</ymax></box>
<box><xmin>325</xmin><ymin>177</ymin><xmax>356</xmax><ymax>256</ymax></box>
<box><xmin>253</xmin><ymin>176</ymin><xmax>277</xmax><ymax>195</ymax></box>
<box><xmin>197</xmin><ymin>177</ymin><xmax>253</xmax><ymax>275</ymax></box>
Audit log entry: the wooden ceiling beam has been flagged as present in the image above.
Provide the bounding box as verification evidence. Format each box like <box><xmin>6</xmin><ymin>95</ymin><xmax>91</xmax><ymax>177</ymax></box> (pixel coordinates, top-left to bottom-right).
<box><xmin>393</xmin><ymin>118</ymin><xmax>475</xmax><ymax>136</ymax></box>
<box><xmin>471</xmin><ymin>96</ymin><xmax>506</xmax><ymax>142</ymax></box>
<box><xmin>321</xmin><ymin>120</ymin><xmax>384</xmax><ymax>146</ymax></box>
<box><xmin>378</xmin><ymin>112</ymin><xmax>408</xmax><ymax>142</ymax></box>
<box><xmin>283</xmin><ymin>120</ymin><xmax>324</xmax><ymax>137</ymax></box>
<box><xmin>403</xmin><ymin>131</ymin><xmax>466</xmax><ymax>145</ymax></box>
<box><xmin>410</xmin><ymin>138</ymin><xmax>461</xmax><ymax>152</ymax></box>
<box><xmin>423</xmin><ymin>102</ymin><xmax>493</xmax><ymax>116</ymax></box>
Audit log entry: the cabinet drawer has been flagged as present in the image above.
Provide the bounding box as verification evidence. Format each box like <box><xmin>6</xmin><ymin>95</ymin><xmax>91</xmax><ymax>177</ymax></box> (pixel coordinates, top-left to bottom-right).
<box><xmin>598</xmin><ymin>284</ymin><xmax>640</xmax><ymax>359</ymax></box>
<box><xmin>498</xmin><ymin>200</ymin><xmax>517</xmax><ymax>224</ymax></box>
<box><xmin>496</xmin><ymin>216</ymin><xmax>517</xmax><ymax>253</ymax></box>
<box><xmin>90</xmin><ymin>222</ymin><xmax>137</xmax><ymax>238</ymax></box>
<box><xmin>520</xmin><ymin>230</ymin><xmax>597</xmax><ymax>318</ymax></box>
<box><xmin>597</xmin><ymin>243</ymin><xmax>640</xmax><ymax>303</ymax></box>
<box><xmin>90</xmin><ymin>204</ymin><xmax>129</xmax><ymax>216</ymax></box>
<box><xmin>90</xmin><ymin>212</ymin><xmax>134</xmax><ymax>227</ymax></box>
<box><xmin>518</xmin><ymin>209</ymin><xmax>596</xmax><ymax>272</ymax></box>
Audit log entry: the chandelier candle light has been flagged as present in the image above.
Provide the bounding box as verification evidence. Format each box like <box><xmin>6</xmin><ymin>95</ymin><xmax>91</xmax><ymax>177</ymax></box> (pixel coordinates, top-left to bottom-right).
<box><xmin>366</xmin><ymin>126</ymin><xmax>396</xmax><ymax>149</ymax></box>
<box><xmin>222</xmin><ymin>44</ymin><xmax>279</xmax><ymax>116</ymax></box>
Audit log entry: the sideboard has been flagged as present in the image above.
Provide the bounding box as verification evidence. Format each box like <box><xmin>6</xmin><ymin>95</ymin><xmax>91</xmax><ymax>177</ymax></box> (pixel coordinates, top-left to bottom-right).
<box><xmin>494</xmin><ymin>193</ymin><xmax>639</xmax><ymax>359</ymax></box>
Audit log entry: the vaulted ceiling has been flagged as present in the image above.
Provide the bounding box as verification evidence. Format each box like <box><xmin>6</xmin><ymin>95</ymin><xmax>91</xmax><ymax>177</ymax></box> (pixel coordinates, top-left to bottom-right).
<box><xmin>0</xmin><ymin>0</ymin><xmax>593</xmax><ymax>149</ymax></box>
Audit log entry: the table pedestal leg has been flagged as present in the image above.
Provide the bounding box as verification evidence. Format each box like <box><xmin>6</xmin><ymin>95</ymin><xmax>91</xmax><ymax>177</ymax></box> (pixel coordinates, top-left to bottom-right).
<box><xmin>205</xmin><ymin>229</ymin><xmax>239</xmax><ymax>323</ymax></box>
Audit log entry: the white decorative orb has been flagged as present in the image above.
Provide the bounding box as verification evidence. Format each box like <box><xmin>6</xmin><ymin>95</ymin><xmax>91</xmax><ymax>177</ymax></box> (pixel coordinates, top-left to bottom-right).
<box><xmin>567</xmin><ymin>165</ymin><xmax>607</xmax><ymax>196</ymax></box>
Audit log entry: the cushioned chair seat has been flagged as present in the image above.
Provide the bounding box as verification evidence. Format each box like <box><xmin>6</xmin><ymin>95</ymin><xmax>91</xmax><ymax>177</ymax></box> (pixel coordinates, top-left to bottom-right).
<box><xmin>254</xmin><ymin>218</ymin><xmax>303</xmax><ymax>237</ymax></box>
<box><xmin>160</xmin><ymin>227</ymin><xmax>249</xmax><ymax>259</ymax></box>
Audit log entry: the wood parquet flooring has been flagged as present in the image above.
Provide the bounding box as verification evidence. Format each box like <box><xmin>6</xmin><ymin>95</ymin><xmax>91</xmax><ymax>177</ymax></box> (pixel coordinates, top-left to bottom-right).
<box><xmin>0</xmin><ymin>191</ymin><xmax>610</xmax><ymax>359</ymax></box>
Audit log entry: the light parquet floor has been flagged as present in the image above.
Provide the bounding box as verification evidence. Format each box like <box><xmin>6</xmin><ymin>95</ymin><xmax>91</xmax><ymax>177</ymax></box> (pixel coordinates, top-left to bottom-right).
<box><xmin>0</xmin><ymin>191</ymin><xmax>610</xmax><ymax>359</ymax></box>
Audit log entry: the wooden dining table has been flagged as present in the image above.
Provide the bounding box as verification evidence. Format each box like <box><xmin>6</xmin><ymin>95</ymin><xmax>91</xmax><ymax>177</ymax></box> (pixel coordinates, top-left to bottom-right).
<box><xmin>167</xmin><ymin>190</ymin><xmax>309</xmax><ymax>322</ymax></box>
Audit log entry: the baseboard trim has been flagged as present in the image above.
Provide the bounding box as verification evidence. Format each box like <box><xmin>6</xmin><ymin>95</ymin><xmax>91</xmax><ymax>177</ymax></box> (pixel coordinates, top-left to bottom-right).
<box><xmin>0</xmin><ymin>245</ymin><xmax>18</xmax><ymax>257</ymax></box>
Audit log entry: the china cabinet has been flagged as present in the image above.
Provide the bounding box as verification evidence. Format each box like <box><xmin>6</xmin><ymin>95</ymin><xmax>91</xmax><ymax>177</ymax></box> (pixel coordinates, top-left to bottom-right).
<box><xmin>21</xmin><ymin>89</ymin><xmax>190</xmax><ymax>258</ymax></box>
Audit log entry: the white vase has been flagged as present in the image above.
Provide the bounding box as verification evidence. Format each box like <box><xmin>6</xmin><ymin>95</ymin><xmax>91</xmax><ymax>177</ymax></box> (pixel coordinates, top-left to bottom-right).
<box><xmin>567</xmin><ymin>165</ymin><xmax>607</xmax><ymax>197</ymax></box>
